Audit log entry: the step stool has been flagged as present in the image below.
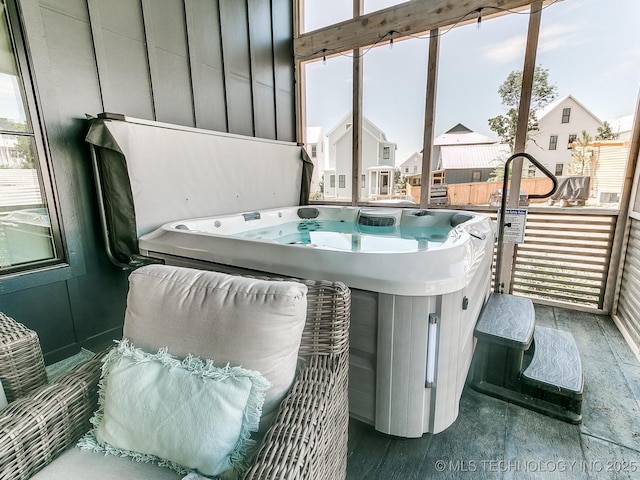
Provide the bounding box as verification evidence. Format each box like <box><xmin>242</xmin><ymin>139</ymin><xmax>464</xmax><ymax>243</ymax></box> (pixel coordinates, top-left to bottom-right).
<box><xmin>469</xmin><ymin>293</ymin><xmax>583</xmax><ymax>424</ymax></box>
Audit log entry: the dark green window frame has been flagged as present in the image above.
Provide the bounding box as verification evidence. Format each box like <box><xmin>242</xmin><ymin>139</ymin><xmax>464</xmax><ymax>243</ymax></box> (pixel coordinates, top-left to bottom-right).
<box><xmin>0</xmin><ymin>0</ymin><xmax>65</xmax><ymax>276</ymax></box>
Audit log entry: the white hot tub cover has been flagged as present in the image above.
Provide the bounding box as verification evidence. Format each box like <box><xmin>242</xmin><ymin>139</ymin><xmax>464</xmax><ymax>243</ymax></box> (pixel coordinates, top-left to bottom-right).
<box><xmin>86</xmin><ymin>114</ymin><xmax>313</xmax><ymax>267</ymax></box>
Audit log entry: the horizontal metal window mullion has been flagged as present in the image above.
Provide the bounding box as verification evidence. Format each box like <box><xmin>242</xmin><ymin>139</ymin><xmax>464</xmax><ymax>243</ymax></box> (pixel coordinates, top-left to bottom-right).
<box><xmin>0</xmin><ymin>130</ymin><xmax>35</xmax><ymax>136</ymax></box>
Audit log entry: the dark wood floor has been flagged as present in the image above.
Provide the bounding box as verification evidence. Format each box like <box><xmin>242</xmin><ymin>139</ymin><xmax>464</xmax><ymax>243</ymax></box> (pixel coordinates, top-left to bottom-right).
<box><xmin>346</xmin><ymin>305</ymin><xmax>640</xmax><ymax>479</ymax></box>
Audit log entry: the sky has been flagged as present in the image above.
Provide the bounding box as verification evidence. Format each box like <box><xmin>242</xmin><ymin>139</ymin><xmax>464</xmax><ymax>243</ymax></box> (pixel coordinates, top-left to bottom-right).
<box><xmin>304</xmin><ymin>0</ymin><xmax>640</xmax><ymax>165</ymax></box>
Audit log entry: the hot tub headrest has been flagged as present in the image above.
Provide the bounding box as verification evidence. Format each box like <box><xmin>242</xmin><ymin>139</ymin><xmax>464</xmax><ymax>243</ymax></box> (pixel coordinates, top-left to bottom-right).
<box><xmin>450</xmin><ymin>213</ymin><xmax>474</xmax><ymax>227</ymax></box>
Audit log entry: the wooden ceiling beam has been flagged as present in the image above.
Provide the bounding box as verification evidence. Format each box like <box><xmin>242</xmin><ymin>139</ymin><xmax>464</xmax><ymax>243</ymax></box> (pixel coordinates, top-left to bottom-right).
<box><xmin>295</xmin><ymin>0</ymin><xmax>536</xmax><ymax>61</ymax></box>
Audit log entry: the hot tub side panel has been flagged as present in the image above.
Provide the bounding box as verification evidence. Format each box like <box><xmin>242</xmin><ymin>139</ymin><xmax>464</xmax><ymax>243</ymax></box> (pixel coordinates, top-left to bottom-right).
<box><xmin>375</xmin><ymin>293</ymin><xmax>436</xmax><ymax>438</ymax></box>
<box><xmin>431</xmin><ymin>249</ymin><xmax>492</xmax><ymax>434</ymax></box>
<box><xmin>346</xmin><ymin>288</ymin><xmax>379</xmax><ymax>425</ymax></box>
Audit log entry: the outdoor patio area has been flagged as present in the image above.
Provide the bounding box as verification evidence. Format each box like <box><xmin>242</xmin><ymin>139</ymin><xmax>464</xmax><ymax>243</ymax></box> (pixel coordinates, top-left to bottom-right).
<box><xmin>346</xmin><ymin>305</ymin><xmax>640</xmax><ymax>479</ymax></box>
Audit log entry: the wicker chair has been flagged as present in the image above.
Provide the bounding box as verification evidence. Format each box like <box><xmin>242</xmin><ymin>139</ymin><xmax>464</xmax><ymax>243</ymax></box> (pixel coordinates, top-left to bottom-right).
<box><xmin>0</xmin><ymin>276</ymin><xmax>350</xmax><ymax>480</ymax></box>
<box><xmin>0</xmin><ymin>312</ymin><xmax>48</xmax><ymax>404</ymax></box>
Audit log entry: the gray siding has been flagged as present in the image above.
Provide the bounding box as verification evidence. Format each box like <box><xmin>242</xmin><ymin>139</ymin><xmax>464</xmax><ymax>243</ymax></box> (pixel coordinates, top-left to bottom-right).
<box><xmin>616</xmin><ymin>219</ymin><xmax>640</xmax><ymax>353</ymax></box>
<box><xmin>444</xmin><ymin>168</ymin><xmax>494</xmax><ymax>185</ymax></box>
<box><xmin>5</xmin><ymin>0</ymin><xmax>295</xmax><ymax>363</ymax></box>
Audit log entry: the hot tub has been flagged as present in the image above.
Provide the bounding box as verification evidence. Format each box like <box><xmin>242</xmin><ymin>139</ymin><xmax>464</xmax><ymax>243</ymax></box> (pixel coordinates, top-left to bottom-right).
<box><xmin>86</xmin><ymin>115</ymin><xmax>493</xmax><ymax>436</ymax></box>
<box><xmin>140</xmin><ymin>205</ymin><xmax>494</xmax><ymax>436</ymax></box>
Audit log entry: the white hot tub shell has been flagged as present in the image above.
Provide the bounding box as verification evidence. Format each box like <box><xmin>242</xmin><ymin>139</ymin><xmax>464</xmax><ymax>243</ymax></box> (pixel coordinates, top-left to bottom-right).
<box><xmin>140</xmin><ymin>205</ymin><xmax>494</xmax><ymax>437</ymax></box>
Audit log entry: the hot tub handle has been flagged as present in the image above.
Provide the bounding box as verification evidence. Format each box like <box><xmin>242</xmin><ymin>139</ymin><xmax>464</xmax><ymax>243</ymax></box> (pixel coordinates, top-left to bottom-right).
<box><xmin>495</xmin><ymin>152</ymin><xmax>558</xmax><ymax>293</ymax></box>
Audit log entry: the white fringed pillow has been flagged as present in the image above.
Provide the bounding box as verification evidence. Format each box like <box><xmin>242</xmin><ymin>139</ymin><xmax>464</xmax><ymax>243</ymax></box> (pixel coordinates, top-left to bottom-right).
<box><xmin>79</xmin><ymin>340</ymin><xmax>270</xmax><ymax>479</ymax></box>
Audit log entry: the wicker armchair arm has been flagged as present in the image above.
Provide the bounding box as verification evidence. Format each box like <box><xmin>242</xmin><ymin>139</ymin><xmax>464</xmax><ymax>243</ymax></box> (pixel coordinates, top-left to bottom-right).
<box><xmin>0</xmin><ymin>354</ymin><xmax>103</xmax><ymax>480</ymax></box>
<box><xmin>244</xmin><ymin>352</ymin><xmax>349</xmax><ymax>480</ymax></box>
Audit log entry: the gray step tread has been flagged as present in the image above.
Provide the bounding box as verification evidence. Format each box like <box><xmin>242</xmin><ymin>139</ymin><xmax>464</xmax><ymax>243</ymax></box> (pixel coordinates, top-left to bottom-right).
<box><xmin>523</xmin><ymin>326</ymin><xmax>583</xmax><ymax>395</ymax></box>
<box><xmin>474</xmin><ymin>293</ymin><xmax>535</xmax><ymax>349</ymax></box>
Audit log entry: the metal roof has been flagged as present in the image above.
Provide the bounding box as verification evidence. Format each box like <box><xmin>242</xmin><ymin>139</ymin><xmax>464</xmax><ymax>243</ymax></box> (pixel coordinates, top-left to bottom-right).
<box><xmin>439</xmin><ymin>143</ymin><xmax>511</xmax><ymax>170</ymax></box>
<box><xmin>432</xmin><ymin>123</ymin><xmax>496</xmax><ymax>146</ymax></box>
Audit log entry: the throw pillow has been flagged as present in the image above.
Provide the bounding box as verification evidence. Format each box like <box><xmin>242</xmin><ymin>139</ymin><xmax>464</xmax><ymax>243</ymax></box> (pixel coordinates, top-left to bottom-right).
<box><xmin>79</xmin><ymin>339</ymin><xmax>270</xmax><ymax>479</ymax></box>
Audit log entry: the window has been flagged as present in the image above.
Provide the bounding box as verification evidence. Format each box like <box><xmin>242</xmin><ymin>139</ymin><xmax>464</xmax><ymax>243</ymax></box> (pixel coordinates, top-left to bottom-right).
<box><xmin>549</xmin><ymin>135</ymin><xmax>558</xmax><ymax>150</ymax></box>
<box><xmin>411</xmin><ymin>177</ymin><xmax>420</xmax><ymax>186</ymax></box>
<box><xmin>363</xmin><ymin>36</ymin><xmax>426</xmax><ymax>203</ymax></box>
<box><xmin>303</xmin><ymin>0</ymin><xmax>352</xmax><ymax>33</ymax></box>
<box><xmin>471</xmin><ymin>170</ymin><xmax>481</xmax><ymax>182</ymax></box>
<box><xmin>311</xmin><ymin>145</ymin><xmax>317</xmax><ymax>158</ymax></box>
<box><xmin>305</xmin><ymin>54</ymin><xmax>351</xmax><ymax>202</ymax></box>
<box><xmin>405</xmin><ymin>167</ymin><xmax>409</xmax><ymax>173</ymax></box>
<box><xmin>364</xmin><ymin>0</ymin><xmax>408</xmax><ymax>14</ymax></box>
<box><xmin>0</xmin><ymin>1</ymin><xmax>63</xmax><ymax>275</ymax></box>
<box><xmin>537</xmin><ymin>0</ymin><xmax>640</xmax><ymax>209</ymax></box>
<box><xmin>361</xmin><ymin>174</ymin><xmax>365</xmax><ymax>188</ymax></box>
<box><xmin>568</xmin><ymin>134</ymin><xmax>577</xmax><ymax>148</ymax></box>
<box><xmin>297</xmin><ymin>0</ymin><xmax>640</xmax><ymax>210</ymax></box>
<box><xmin>555</xmin><ymin>163</ymin><xmax>564</xmax><ymax>176</ymax></box>
<box><xmin>527</xmin><ymin>165</ymin><xmax>536</xmax><ymax>177</ymax></box>
<box><xmin>339</xmin><ymin>175</ymin><xmax>346</xmax><ymax>189</ymax></box>
<box><xmin>413</xmin><ymin>165</ymin><xmax>418</xmax><ymax>173</ymax></box>
<box><xmin>435</xmin><ymin>10</ymin><xmax>528</xmax><ymax>208</ymax></box>
<box><xmin>330</xmin><ymin>175</ymin><xmax>336</xmax><ymax>188</ymax></box>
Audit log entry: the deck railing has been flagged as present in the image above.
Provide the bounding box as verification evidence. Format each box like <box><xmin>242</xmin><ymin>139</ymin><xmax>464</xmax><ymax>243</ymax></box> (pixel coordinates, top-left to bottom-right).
<box><xmin>477</xmin><ymin>207</ymin><xmax>618</xmax><ymax>311</ymax></box>
<box><xmin>316</xmin><ymin>200</ymin><xmax>619</xmax><ymax>313</ymax></box>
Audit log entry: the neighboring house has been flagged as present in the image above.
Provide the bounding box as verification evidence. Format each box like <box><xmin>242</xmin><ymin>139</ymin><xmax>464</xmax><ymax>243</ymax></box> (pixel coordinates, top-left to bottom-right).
<box><xmin>399</xmin><ymin>152</ymin><xmax>422</xmax><ymax>177</ymax></box>
<box><xmin>305</xmin><ymin>126</ymin><xmax>324</xmax><ymax>195</ymax></box>
<box><xmin>591</xmin><ymin>140</ymin><xmax>631</xmax><ymax>204</ymax></box>
<box><xmin>0</xmin><ymin>134</ymin><xmax>19</xmax><ymax>168</ymax></box>
<box><xmin>400</xmin><ymin>124</ymin><xmax>505</xmax><ymax>190</ymax></box>
<box><xmin>438</xmin><ymin>143</ymin><xmax>511</xmax><ymax>184</ymax></box>
<box><xmin>323</xmin><ymin>114</ymin><xmax>397</xmax><ymax>200</ymax></box>
<box><xmin>608</xmin><ymin>114</ymin><xmax>634</xmax><ymax>142</ymax></box>
<box><xmin>528</xmin><ymin>94</ymin><xmax>602</xmax><ymax>177</ymax></box>
<box><xmin>399</xmin><ymin>123</ymin><xmax>496</xmax><ymax>179</ymax></box>
<box><xmin>433</xmin><ymin>124</ymin><xmax>500</xmax><ymax>184</ymax></box>
<box><xmin>434</xmin><ymin>123</ymin><xmax>495</xmax><ymax>148</ymax></box>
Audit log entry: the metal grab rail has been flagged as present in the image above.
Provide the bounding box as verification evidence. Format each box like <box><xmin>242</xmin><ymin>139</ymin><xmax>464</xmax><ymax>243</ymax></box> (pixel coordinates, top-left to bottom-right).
<box><xmin>494</xmin><ymin>152</ymin><xmax>558</xmax><ymax>293</ymax></box>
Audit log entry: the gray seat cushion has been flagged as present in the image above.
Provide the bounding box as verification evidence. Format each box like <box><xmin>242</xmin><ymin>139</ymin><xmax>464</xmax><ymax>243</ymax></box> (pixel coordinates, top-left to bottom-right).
<box><xmin>30</xmin><ymin>448</ymin><xmax>181</xmax><ymax>480</ymax></box>
<box><xmin>122</xmin><ymin>265</ymin><xmax>308</xmax><ymax>430</ymax></box>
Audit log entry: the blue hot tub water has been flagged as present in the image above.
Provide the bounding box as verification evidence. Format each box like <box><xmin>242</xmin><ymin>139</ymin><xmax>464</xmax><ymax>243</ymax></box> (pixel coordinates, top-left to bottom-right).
<box><xmin>231</xmin><ymin>219</ymin><xmax>452</xmax><ymax>252</ymax></box>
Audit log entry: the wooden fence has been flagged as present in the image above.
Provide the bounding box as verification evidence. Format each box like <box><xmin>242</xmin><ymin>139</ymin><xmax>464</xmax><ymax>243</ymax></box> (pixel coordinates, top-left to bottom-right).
<box><xmin>447</xmin><ymin>177</ymin><xmax>556</xmax><ymax>206</ymax></box>
<box><xmin>408</xmin><ymin>177</ymin><xmax>556</xmax><ymax>206</ymax></box>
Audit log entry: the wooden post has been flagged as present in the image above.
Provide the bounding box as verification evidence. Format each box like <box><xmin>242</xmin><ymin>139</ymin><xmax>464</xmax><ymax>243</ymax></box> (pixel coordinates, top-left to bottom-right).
<box><xmin>294</xmin><ymin>0</ymin><xmax>305</xmax><ymax>145</ymax></box>
<box><xmin>352</xmin><ymin>0</ymin><xmax>364</xmax><ymax>205</ymax></box>
<box><xmin>352</xmin><ymin>49</ymin><xmax>363</xmax><ymax>205</ymax></box>
<box><xmin>498</xmin><ymin>0</ymin><xmax>542</xmax><ymax>293</ymax></box>
<box><xmin>608</xmin><ymin>88</ymin><xmax>640</xmax><ymax>313</ymax></box>
<box><xmin>420</xmin><ymin>29</ymin><xmax>439</xmax><ymax>208</ymax></box>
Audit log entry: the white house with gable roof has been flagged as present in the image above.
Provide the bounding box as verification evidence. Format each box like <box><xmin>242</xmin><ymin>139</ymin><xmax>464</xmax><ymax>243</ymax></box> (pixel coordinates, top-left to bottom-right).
<box><xmin>323</xmin><ymin>113</ymin><xmax>397</xmax><ymax>200</ymax></box>
<box><xmin>399</xmin><ymin>152</ymin><xmax>422</xmax><ymax>177</ymax></box>
<box><xmin>527</xmin><ymin>94</ymin><xmax>603</xmax><ymax>177</ymax></box>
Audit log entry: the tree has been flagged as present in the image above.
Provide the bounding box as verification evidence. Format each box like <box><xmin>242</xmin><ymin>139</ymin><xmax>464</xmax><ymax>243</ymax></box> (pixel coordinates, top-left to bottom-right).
<box><xmin>595</xmin><ymin>121</ymin><xmax>617</xmax><ymax>141</ymax></box>
<box><xmin>310</xmin><ymin>175</ymin><xmax>325</xmax><ymax>200</ymax></box>
<box><xmin>488</xmin><ymin>66</ymin><xmax>558</xmax><ymax>152</ymax></box>
<box><xmin>393</xmin><ymin>169</ymin><xmax>406</xmax><ymax>193</ymax></box>
<box><xmin>487</xmin><ymin>65</ymin><xmax>558</xmax><ymax>181</ymax></box>
<box><xmin>567</xmin><ymin>130</ymin><xmax>593</xmax><ymax>176</ymax></box>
